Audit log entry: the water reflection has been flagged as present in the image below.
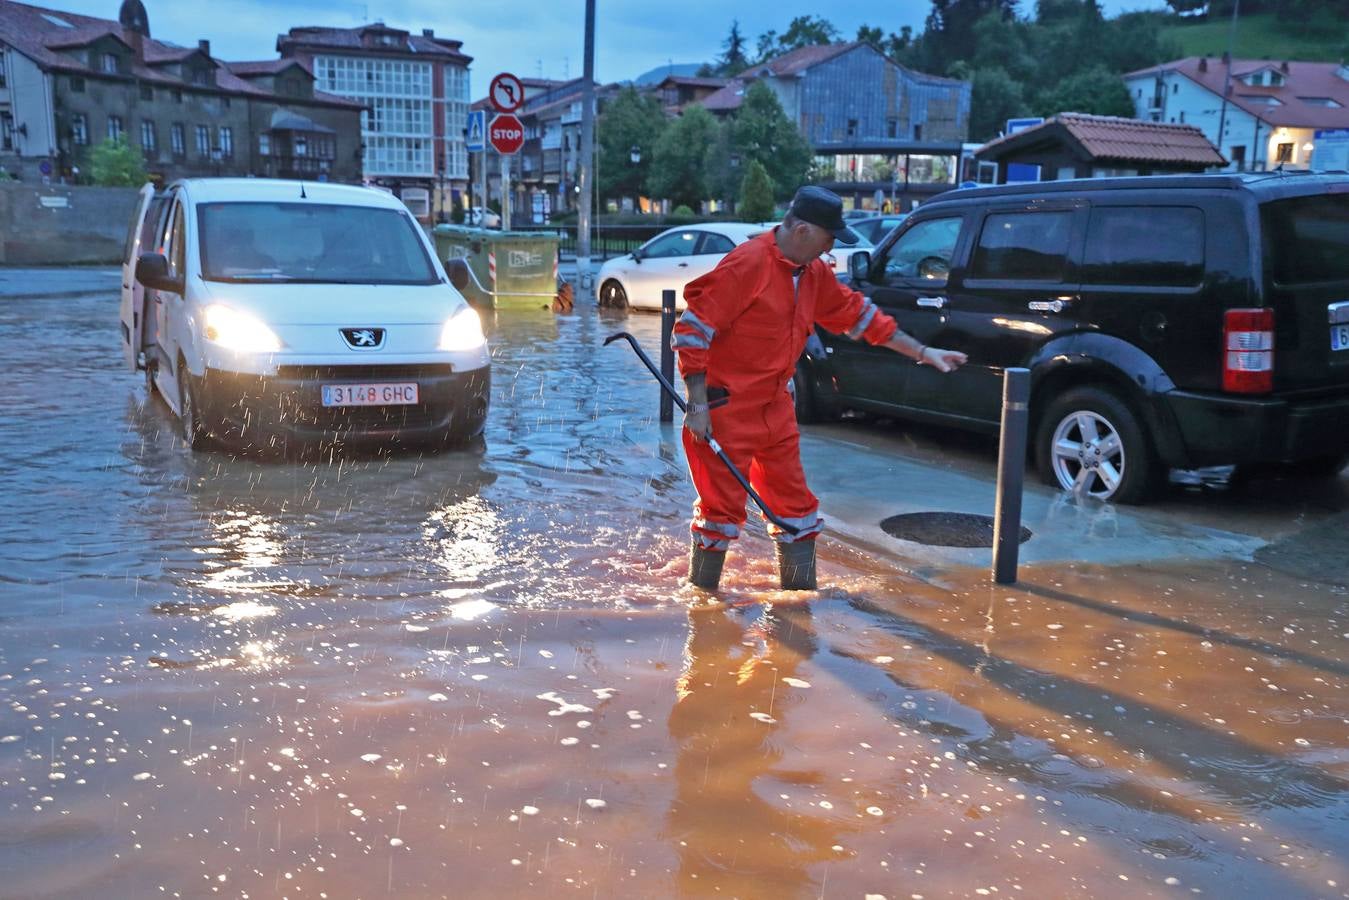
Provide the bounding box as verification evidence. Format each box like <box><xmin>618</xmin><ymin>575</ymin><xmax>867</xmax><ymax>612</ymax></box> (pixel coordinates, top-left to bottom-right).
<box><xmin>666</xmin><ymin>603</ymin><xmax>848</xmax><ymax>897</ymax></box>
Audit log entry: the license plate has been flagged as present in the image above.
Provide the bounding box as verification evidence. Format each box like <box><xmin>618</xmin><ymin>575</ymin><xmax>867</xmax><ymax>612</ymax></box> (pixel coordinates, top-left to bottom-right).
<box><xmin>1333</xmin><ymin>324</ymin><xmax>1349</xmax><ymax>352</ymax></box>
<box><xmin>321</xmin><ymin>383</ymin><xmax>419</xmax><ymax>406</ymax></box>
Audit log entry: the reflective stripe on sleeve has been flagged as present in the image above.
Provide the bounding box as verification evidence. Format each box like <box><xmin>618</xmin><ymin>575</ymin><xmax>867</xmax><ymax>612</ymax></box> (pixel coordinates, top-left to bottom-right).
<box><xmin>846</xmin><ymin>300</ymin><xmax>878</xmax><ymax>340</ymax></box>
<box><xmin>677</xmin><ymin>310</ymin><xmax>716</xmax><ymax>342</ymax></box>
<box><xmin>672</xmin><ymin>332</ymin><xmax>711</xmax><ymax>351</ymax></box>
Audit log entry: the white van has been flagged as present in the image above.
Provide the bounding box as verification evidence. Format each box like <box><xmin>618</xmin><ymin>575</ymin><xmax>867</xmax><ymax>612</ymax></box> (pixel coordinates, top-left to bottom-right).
<box><xmin>119</xmin><ymin>178</ymin><xmax>491</xmax><ymax>452</ymax></box>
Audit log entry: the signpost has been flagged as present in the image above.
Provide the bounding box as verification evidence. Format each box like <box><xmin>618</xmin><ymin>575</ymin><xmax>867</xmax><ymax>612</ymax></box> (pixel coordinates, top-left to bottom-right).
<box><xmin>490</xmin><ymin>112</ymin><xmax>524</xmax><ymax>231</ymax></box>
<box><xmin>1005</xmin><ymin>117</ymin><xmax>1044</xmax><ymax>135</ymax></box>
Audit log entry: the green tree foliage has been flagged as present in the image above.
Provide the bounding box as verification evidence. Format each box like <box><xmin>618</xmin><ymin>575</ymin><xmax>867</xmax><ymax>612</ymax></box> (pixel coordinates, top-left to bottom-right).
<box><xmin>738</xmin><ymin>160</ymin><xmax>776</xmax><ymax>222</ymax></box>
<box><xmin>88</xmin><ymin>138</ymin><xmax>146</xmax><ymax>187</ymax></box>
<box><xmin>646</xmin><ymin>106</ymin><xmax>718</xmax><ymax>210</ymax></box>
<box><xmin>753</xmin><ymin>15</ymin><xmax>839</xmax><ymax>63</ymax></box>
<box><xmin>598</xmin><ymin>87</ymin><xmax>667</xmax><ymax>209</ymax></box>
<box><xmin>1034</xmin><ymin>64</ymin><xmax>1135</xmax><ymax>118</ymax></box>
<box><xmin>702</xmin><ymin>118</ymin><xmax>739</xmax><ymax>208</ymax></box>
<box><xmin>922</xmin><ymin>0</ymin><xmax>1019</xmax><ymax>69</ymax></box>
<box><xmin>718</xmin><ymin>21</ymin><xmax>749</xmax><ymax>75</ymax></box>
<box><xmin>968</xmin><ymin>67</ymin><xmax>1029</xmax><ymax>141</ymax></box>
<box><xmin>732</xmin><ymin>82</ymin><xmax>812</xmax><ymax>198</ymax></box>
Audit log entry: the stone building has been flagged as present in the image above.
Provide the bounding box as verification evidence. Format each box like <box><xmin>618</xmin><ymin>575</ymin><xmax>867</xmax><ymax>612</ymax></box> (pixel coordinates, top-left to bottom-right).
<box><xmin>0</xmin><ymin>0</ymin><xmax>364</xmax><ymax>184</ymax></box>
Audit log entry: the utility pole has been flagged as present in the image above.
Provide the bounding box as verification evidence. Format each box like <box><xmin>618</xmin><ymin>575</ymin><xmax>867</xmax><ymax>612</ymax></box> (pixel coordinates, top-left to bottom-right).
<box><xmin>576</xmin><ymin>0</ymin><xmax>596</xmax><ymax>297</ymax></box>
<box><xmin>1216</xmin><ymin>0</ymin><xmax>1240</xmax><ymax>168</ymax></box>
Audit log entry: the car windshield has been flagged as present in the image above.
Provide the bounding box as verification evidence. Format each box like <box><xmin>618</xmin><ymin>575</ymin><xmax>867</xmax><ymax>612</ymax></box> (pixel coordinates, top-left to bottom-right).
<box><xmin>198</xmin><ymin>202</ymin><xmax>438</xmax><ymax>284</ymax></box>
<box><xmin>842</xmin><ymin>225</ymin><xmax>873</xmax><ymax>248</ymax></box>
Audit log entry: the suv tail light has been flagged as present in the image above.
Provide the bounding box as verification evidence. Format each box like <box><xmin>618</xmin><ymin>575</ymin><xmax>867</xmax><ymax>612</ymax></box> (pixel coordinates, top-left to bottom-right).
<box><xmin>1223</xmin><ymin>308</ymin><xmax>1274</xmax><ymax>394</ymax></box>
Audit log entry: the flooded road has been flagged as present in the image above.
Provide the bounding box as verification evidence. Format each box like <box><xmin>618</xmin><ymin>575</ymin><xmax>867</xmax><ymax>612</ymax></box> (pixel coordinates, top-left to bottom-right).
<box><xmin>1</xmin><ymin>287</ymin><xmax>1346</xmax><ymax>898</ymax></box>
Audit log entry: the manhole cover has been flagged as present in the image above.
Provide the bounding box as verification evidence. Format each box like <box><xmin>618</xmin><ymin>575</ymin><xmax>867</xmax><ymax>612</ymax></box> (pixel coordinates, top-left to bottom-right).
<box><xmin>880</xmin><ymin>512</ymin><xmax>1032</xmax><ymax>548</ymax></box>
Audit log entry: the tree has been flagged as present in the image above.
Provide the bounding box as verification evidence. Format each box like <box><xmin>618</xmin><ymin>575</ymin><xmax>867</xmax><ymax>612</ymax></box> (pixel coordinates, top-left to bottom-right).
<box><xmin>776</xmin><ymin>15</ymin><xmax>839</xmax><ymax>51</ymax></box>
<box><xmin>1034</xmin><ymin>64</ymin><xmax>1135</xmax><ymax>118</ymax></box>
<box><xmin>718</xmin><ymin>21</ymin><xmax>749</xmax><ymax>75</ymax></box>
<box><xmin>969</xmin><ymin>66</ymin><xmax>1029</xmax><ymax>141</ymax></box>
<box><xmin>754</xmin><ymin>30</ymin><xmax>778</xmax><ymax>64</ymax></box>
<box><xmin>702</xmin><ymin>118</ymin><xmax>739</xmax><ymax>209</ymax></box>
<box><xmin>738</xmin><ymin>159</ymin><xmax>776</xmax><ymax>221</ymax></box>
<box><xmin>598</xmin><ymin>87</ymin><xmax>667</xmax><ymax>210</ymax></box>
<box><xmin>89</xmin><ymin>138</ymin><xmax>146</xmax><ymax>187</ymax></box>
<box><xmin>732</xmin><ymin>81</ymin><xmax>812</xmax><ymax>198</ymax></box>
<box><xmin>856</xmin><ymin>24</ymin><xmax>885</xmax><ymax>48</ymax></box>
<box><xmin>646</xmin><ymin>106</ymin><xmax>719</xmax><ymax>210</ymax></box>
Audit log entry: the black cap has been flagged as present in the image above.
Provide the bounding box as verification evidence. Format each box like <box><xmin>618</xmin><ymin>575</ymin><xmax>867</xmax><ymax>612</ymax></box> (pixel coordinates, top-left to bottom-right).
<box><xmin>788</xmin><ymin>186</ymin><xmax>857</xmax><ymax>245</ymax></box>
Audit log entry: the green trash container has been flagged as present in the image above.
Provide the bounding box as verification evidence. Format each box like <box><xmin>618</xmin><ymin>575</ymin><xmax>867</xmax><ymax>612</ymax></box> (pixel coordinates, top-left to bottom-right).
<box><xmin>433</xmin><ymin>224</ymin><xmax>563</xmax><ymax>310</ymax></box>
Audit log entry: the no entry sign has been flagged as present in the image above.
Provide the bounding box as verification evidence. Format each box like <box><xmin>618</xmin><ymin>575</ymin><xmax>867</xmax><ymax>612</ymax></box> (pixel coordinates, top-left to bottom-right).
<box><xmin>489</xmin><ymin>113</ymin><xmax>525</xmax><ymax>155</ymax></box>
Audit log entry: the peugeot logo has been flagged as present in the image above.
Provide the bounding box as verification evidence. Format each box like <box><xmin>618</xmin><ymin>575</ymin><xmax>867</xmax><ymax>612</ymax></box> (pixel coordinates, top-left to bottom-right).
<box><xmin>341</xmin><ymin>327</ymin><xmax>386</xmax><ymax>350</ymax></box>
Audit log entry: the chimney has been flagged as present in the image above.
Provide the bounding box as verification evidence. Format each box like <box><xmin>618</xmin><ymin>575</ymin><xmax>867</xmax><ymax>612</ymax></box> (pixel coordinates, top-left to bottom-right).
<box><xmin>1198</xmin><ymin>57</ymin><xmax>1208</xmax><ymax>73</ymax></box>
<box><xmin>1221</xmin><ymin>50</ymin><xmax>1230</xmax><ymax>65</ymax></box>
<box><xmin>1280</xmin><ymin>60</ymin><xmax>1290</xmax><ymax>73</ymax></box>
<box><xmin>423</xmin><ymin>28</ymin><xmax>434</xmax><ymax>37</ymax></box>
<box><xmin>198</xmin><ymin>39</ymin><xmax>210</xmax><ymax>57</ymax></box>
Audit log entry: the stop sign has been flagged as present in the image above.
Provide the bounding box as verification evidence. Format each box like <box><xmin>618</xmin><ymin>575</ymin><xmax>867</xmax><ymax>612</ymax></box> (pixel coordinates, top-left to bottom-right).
<box><xmin>489</xmin><ymin>113</ymin><xmax>524</xmax><ymax>155</ymax></box>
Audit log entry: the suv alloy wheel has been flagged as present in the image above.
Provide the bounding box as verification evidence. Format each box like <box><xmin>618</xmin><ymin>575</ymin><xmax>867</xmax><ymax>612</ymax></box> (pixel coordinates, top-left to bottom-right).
<box><xmin>1035</xmin><ymin>386</ymin><xmax>1161</xmax><ymax>504</ymax></box>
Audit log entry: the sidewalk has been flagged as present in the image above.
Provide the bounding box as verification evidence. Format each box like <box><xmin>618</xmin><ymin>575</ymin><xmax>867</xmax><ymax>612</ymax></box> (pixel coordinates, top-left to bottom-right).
<box><xmin>0</xmin><ymin>266</ymin><xmax>121</xmax><ymax>299</ymax></box>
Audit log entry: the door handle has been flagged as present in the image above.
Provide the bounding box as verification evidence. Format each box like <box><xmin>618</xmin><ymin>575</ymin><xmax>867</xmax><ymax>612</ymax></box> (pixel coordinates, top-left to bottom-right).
<box><xmin>677</xmin><ymin>262</ymin><xmax>689</xmax><ymax>267</ymax></box>
<box><xmin>1028</xmin><ymin>297</ymin><xmax>1075</xmax><ymax>313</ymax></box>
<box><xmin>916</xmin><ymin>296</ymin><xmax>947</xmax><ymax>309</ymax></box>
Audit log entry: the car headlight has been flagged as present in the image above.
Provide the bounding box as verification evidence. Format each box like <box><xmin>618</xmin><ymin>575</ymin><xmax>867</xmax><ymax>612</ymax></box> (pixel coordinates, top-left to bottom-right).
<box><xmin>438</xmin><ymin>306</ymin><xmax>485</xmax><ymax>351</ymax></box>
<box><xmin>202</xmin><ymin>304</ymin><xmax>282</xmax><ymax>352</ymax></box>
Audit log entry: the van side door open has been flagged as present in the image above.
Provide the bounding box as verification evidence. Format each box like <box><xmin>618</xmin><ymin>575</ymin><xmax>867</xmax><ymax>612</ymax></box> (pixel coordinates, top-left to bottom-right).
<box><xmin>119</xmin><ymin>184</ymin><xmax>165</xmax><ymax>372</ymax></box>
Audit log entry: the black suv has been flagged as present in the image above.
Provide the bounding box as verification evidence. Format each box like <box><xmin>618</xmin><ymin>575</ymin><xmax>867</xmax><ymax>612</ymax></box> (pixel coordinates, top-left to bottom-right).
<box><xmin>795</xmin><ymin>173</ymin><xmax>1349</xmax><ymax>503</ymax></box>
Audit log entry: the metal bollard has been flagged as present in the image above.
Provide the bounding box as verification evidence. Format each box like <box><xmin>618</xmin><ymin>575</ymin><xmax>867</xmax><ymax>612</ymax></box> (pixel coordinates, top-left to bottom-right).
<box><xmin>993</xmin><ymin>367</ymin><xmax>1031</xmax><ymax>584</ymax></box>
<box><xmin>659</xmin><ymin>289</ymin><xmax>676</xmax><ymax>423</ymax></box>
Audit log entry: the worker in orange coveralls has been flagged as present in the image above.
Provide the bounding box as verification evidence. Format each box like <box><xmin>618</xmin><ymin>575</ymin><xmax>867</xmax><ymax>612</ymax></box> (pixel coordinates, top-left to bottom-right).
<box><xmin>672</xmin><ymin>186</ymin><xmax>967</xmax><ymax>592</ymax></box>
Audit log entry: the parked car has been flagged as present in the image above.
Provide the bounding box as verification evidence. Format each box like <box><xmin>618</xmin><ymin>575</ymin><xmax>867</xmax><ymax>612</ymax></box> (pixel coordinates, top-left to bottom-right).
<box><xmin>597</xmin><ymin>223</ymin><xmax>766</xmax><ymax>310</ymax></box>
<box><xmin>794</xmin><ymin>173</ymin><xmax>1349</xmax><ymax>503</ymax></box>
<box><xmin>468</xmin><ymin>207</ymin><xmax>502</xmax><ymax>228</ymax></box>
<box><xmin>849</xmin><ymin>214</ymin><xmax>909</xmax><ymax>245</ymax></box>
<box><xmin>120</xmin><ymin>178</ymin><xmax>491</xmax><ymax>453</ymax></box>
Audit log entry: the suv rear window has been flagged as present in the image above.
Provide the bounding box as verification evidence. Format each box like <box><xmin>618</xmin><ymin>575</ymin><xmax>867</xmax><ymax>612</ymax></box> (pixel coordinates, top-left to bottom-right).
<box><xmin>1263</xmin><ymin>194</ymin><xmax>1349</xmax><ymax>284</ymax></box>
<box><xmin>1082</xmin><ymin>206</ymin><xmax>1204</xmax><ymax>286</ymax></box>
<box><xmin>971</xmin><ymin>210</ymin><xmax>1072</xmax><ymax>281</ymax></box>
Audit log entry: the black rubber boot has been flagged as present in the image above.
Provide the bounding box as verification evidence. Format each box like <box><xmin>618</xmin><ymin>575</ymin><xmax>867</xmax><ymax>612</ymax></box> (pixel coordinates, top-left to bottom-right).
<box><xmin>776</xmin><ymin>540</ymin><xmax>817</xmax><ymax>590</ymax></box>
<box><xmin>687</xmin><ymin>540</ymin><xmax>726</xmax><ymax>591</ymax></box>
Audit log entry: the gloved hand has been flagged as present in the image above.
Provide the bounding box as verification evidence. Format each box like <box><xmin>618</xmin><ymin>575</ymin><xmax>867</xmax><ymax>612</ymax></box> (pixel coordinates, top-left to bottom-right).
<box><xmin>684</xmin><ymin>403</ymin><xmax>712</xmax><ymax>441</ymax></box>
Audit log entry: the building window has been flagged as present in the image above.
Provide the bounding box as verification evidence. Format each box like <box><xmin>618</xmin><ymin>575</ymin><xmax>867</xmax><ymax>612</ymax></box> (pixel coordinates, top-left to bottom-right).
<box><xmin>69</xmin><ymin>76</ymin><xmax>85</xmax><ymax>92</ymax></box>
<box><xmin>258</xmin><ymin>133</ymin><xmax>270</xmax><ymax>156</ymax></box>
<box><xmin>1</xmin><ymin>113</ymin><xmax>12</xmax><ymax>151</ymax></box>
<box><xmin>219</xmin><ymin>126</ymin><xmax>233</xmax><ymax>158</ymax></box>
<box><xmin>222</xmin><ymin>96</ymin><xmax>230</xmax><ymax>109</ymax></box>
<box><xmin>913</xmin><ymin>123</ymin><xmax>923</xmax><ymax>141</ymax></box>
<box><xmin>1172</xmin><ymin>83</ymin><xmax>1179</xmax><ymax>94</ymax></box>
<box><xmin>173</xmin><ymin>89</ymin><xmax>183</xmax><ymax>103</ymax></box>
<box><xmin>107</xmin><ymin>115</ymin><xmax>124</xmax><ymax>141</ymax></box>
<box><xmin>1276</xmin><ymin>142</ymin><xmax>1294</xmax><ymax>163</ymax></box>
<box><xmin>886</xmin><ymin>119</ymin><xmax>897</xmax><ymax>138</ymax></box>
<box><xmin>295</xmin><ymin>134</ymin><xmax>308</xmax><ymax>156</ymax></box>
<box><xmin>140</xmin><ymin>83</ymin><xmax>153</xmax><ymax>101</ymax></box>
<box><xmin>846</xmin><ymin>118</ymin><xmax>858</xmax><ymax>138</ymax></box>
<box><xmin>71</xmin><ymin>114</ymin><xmax>87</xmax><ymax>146</ymax></box>
<box><xmin>171</xmin><ymin>123</ymin><xmax>184</xmax><ymax>157</ymax></box>
<box><xmin>140</xmin><ymin>120</ymin><xmax>156</xmax><ymax>153</ymax></box>
<box><xmin>195</xmin><ymin>124</ymin><xmax>210</xmax><ymax>156</ymax></box>
<box><xmin>1230</xmin><ymin>145</ymin><xmax>1246</xmax><ymax>169</ymax></box>
<box><xmin>101</xmin><ymin>53</ymin><xmax>119</xmax><ymax>74</ymax></box>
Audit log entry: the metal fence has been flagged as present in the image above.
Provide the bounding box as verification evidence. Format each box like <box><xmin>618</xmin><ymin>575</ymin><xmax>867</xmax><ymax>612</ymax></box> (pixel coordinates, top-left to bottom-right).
<box><xmin>511</xmin><ymin>224</ymin><xmax>677</xmax><ymax>260</ymax></box>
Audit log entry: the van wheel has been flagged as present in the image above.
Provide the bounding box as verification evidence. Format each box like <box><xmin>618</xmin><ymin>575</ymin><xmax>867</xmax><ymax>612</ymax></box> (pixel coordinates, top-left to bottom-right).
<box><xmin>178</xmin><ymin>370</ymin><xmax>211</xmax><ymax>451</ymax></box>
<box><xmin>1035</xmin><ymin>386</ymin><xmax>1160</xmax><ymax>504</ymax></box>
<box><xmin>599</xmin><ymin>279</ymin><xmax>628</xmax><ymax>310</ymax></box>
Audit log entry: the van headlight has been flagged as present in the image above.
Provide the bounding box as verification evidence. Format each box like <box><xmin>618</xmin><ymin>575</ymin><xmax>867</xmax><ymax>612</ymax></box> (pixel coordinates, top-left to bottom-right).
<box><xmin>202</xmin><ymin>305</ymin><xmax>282</xmax><ymax>352</ymax></box>
<box><xmin>438</xmin><ymin>307</ymin><xmax>485</xmax><ymax>351</ymax></box>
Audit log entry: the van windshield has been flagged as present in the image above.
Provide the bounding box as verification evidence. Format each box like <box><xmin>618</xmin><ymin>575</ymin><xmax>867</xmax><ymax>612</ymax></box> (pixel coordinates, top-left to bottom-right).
<box><xmin>1262</xmin><ymin>193</ymin><xmax>1349</xmax><ymax>285</ymax></box>
<box><xmin>198</xmin><ymin>202</ymin><xmax>438</xmax><ymax>284</ymax></box>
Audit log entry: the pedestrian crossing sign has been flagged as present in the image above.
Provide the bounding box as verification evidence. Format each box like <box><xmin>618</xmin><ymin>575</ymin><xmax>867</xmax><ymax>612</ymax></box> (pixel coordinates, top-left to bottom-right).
<box><xmin>465</xmin><ymin>110</ymin><xmax>486</xmax><ymax>153</ymax></box>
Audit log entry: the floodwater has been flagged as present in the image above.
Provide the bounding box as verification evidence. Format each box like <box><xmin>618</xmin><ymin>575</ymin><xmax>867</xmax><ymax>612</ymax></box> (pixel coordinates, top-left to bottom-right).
<box><xmin>1</xmin><ymin>291</ymin><xmax>1346</xmax><ymax>898</ymax></box>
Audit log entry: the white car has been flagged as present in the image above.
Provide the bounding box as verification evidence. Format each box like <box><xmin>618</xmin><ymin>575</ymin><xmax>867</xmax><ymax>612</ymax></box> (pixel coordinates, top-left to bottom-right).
<box><xmin>119</xmin><ymin>178</ymin><xmax>490</xmax><ymax>453</ymax></box>
<box><xmin>467</xmin><ymin>206</ymin><xmax>502</xmax><ymax>228</ymax></box>
<box><xmin>597</xmin><ymin>223</ymin><xmax>766</xmax><ymax>311</ymax></box>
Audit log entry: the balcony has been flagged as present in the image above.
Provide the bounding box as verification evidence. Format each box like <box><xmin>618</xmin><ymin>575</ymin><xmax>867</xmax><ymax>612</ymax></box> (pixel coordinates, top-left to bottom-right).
<box><xmin>260</xmin><ymin>155</ymin><xmax>333</xmax><ymax>179</ymax></box>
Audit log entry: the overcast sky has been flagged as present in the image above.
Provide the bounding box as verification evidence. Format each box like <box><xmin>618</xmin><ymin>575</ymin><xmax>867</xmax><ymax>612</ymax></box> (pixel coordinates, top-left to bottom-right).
<box><xmin>54</xmin><ymin>0</ymin><xmax>1167</xmax><ymax>92</ymax></box>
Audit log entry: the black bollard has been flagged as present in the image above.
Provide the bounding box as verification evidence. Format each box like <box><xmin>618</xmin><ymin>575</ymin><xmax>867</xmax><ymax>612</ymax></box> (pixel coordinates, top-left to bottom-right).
<box><xmin>660</xmin><ymin>288</ymin><xmax>676</xmax><ymax>423</ymax></box>
<box><xmin>993</xmin><ymin>367</ymin><xmax>1031</xmax><ymax>584</ymax></box>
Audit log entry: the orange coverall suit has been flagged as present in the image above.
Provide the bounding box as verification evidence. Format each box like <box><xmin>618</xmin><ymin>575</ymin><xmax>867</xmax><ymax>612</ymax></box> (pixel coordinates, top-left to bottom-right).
<box><xmin>672</xmin><ymin>229</ymin><xmax>899</xmax><ymax>551</ymax></box>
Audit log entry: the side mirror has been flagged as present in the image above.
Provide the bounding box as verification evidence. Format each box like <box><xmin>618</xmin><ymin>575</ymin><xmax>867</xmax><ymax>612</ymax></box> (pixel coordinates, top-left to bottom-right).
<box><xmin>848</xmin><ymin>250</ymin><xmax>872</xmax><ymax>283</ymax></box>
<box><xmin>135</xmin><ymin>252</ymin><xmax>182</xmax><ymax>293</ymax></box>
<box><xmin>631</xmin><ymin>248</ymin><xmax>644</xmax><ymax>264</ymax></box>
<box><xmin>444</xmin><ymin>257</ymin><xmax>470</xmax><ymax>291</ymax></box>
